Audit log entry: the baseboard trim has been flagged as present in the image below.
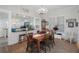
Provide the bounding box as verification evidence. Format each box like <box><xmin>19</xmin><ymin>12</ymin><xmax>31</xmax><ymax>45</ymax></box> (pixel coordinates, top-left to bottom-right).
<box><xmin>0</xmin><ymin>36</ymin><xmax>5</xmax><ymax>38</ymax></box>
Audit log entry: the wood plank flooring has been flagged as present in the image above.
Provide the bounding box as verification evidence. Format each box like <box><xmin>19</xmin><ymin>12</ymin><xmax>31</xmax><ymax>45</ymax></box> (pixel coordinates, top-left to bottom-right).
<box><xmin>0</xmin><ymin>39</ymin><xmax>78</xmax><ymax>53</ymax></box>
<box><xmin>47</xmin><ymin>39</ymin><xmax>78</xmax><ymax>53</ymax></box>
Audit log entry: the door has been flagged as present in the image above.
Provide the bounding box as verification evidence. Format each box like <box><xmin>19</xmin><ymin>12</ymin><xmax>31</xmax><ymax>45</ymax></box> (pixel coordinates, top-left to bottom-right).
<box><xmin>0</xmin><ymin>9</ymin><xmax>9</xmax><ymax>48</ymax></box>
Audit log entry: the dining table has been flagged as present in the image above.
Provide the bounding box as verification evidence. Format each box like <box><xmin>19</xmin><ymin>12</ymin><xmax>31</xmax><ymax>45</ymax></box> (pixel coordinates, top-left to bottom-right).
<box><xmin>33</xmin><ymin>32</ymin><xmax>50</xmax><ymax>52</ymax></box>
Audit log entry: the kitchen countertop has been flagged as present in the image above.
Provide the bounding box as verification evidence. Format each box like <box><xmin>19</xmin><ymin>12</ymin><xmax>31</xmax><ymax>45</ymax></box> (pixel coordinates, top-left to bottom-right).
<box><xmin>8</xmin><ymin>30</ymin><xmax>37</xmax><ymax>45</ymax></box>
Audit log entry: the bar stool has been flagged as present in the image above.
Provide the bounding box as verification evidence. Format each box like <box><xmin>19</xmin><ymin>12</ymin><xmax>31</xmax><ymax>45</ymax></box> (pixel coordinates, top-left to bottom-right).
<box><xmin>19</xmin><ymin>34</ymin><xmax>26</xmax><ymax>42</ymax></box>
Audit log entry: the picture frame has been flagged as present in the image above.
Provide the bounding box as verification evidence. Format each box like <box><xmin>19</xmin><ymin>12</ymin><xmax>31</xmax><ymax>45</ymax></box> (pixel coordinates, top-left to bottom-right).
<box><xmin>67</xmin><ymin>18</ymin><xmax>77</xmax><ymax>28</ymax></box>
<box><xmin>68</xmin><ymin>22</ymin><xmax>74</xmax><ymax>28</ymax></box>
<box><xmin>75</xmin><ymin>22</ymin><xmax>78</xmax><ymax>27</ymax></box>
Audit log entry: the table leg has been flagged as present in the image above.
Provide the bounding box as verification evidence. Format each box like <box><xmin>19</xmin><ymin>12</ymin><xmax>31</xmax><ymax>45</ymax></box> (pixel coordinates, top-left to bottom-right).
<box><xmin>37</xmin><ymin>41</ymin><xmax>40</xmax><ymax>52</ymax></box>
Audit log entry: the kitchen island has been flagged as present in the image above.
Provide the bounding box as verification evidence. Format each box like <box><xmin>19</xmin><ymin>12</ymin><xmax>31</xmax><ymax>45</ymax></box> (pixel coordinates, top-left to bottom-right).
<box><xmin>8</xmin><ymin>30</ymin><xmax>37</xmax><ymax>45</ymax></box>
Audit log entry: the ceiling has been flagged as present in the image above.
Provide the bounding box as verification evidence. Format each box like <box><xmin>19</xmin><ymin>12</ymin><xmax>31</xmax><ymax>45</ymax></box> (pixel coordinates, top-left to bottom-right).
<box><xmin>0</xmin><ymin>5</ymin><xmax>78</xmax><ymax>17</ymax></box>
<box><xmin>0</xmin><ymin>12</ymin><xmax>8</xmax><ymax>20</ymax></box>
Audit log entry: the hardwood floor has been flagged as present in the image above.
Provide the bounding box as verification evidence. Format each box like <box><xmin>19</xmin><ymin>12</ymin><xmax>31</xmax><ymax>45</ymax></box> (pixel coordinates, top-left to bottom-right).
<box><xmin>0</xmin><ymin>37</ymin><xmax>8</xmax><ymax>53</ymax></box>
<box><xmin>35</xmin><ymin>39</ymin><xmax>78</xmax><ymax>53</ymax></box>
<box><xmin>0</xmin><ymin>37</ymin><xmax>8</xmax><ymax>47</ymax></box>
<box><xmin>0</xmin><ymin>39</ymin><xmax>78</xmax><ymax>53</ymax></box>
<box><xmin>47</xmin><ymin>39</ymin><xmax>78</xmax><ymax>53</ymax></box>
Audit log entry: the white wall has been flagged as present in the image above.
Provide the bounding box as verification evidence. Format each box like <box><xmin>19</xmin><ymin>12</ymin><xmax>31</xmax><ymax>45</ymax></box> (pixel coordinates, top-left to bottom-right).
<box><xmin>48</xmin><ymin>6</ymin><xmax>79</xmax><ymax>42</ymax></box>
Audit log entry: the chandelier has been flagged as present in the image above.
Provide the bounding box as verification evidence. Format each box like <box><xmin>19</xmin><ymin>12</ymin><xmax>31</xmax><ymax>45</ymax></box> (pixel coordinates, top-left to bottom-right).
<box><xmin>37</xmin><ymin>8</ymin><xmax>48</xmax><ymax>15</ymax></box>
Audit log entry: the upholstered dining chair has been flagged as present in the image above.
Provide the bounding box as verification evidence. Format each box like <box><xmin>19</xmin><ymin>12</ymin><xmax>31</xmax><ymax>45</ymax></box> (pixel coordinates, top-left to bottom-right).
<box><xmin>65</xmin><ymin>30</ymin><xmax>74</xmax><ymax>45</ymax></box>
<box><xmin>69</xmin><ymin>31</ymin><xmax>74</xmax><ymax>44</ymax></box>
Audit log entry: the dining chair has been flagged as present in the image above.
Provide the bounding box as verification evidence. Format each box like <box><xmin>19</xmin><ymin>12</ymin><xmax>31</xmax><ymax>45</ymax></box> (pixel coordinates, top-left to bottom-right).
<box><xmin>40</xmin><ymin>32</ymin><xmax>53</xmax><ymax>52</ymax></box>
<box><xmin>37</xmin><ymin>30</ymin><xmax>40</xmax><ymax>34</ymax></box>
<box><xmin>69</xmin><ymin>31</ymin><xmax>74</xmax><ymax>44</ymax></box>
<box><xmin>45</xmin><ymin>34</ymin><xmax>51</xmax><ymax>52</ymax></box>
<box><xmin>40</xmin><ymin>40</ymin><xmax>47</xmax><ymax>52</ymax></box>
<box><xmin>26</xmin><ymin>33</ymin><xmax>37</xmax><ymax>52</ymax></box>
<box><xmin>48</xmin><ymin>30</ymin><xmax>55</xmax><ymax>47</ymax></box>
<box><xmin>37</xmin><ymin>32</ymin><xmax>49</xmax><ymax>53</ymax></box>
<box><xmin>65</xmin><ymin>30</ymin><xmax>75</xmax><ymax>45</ymax></box>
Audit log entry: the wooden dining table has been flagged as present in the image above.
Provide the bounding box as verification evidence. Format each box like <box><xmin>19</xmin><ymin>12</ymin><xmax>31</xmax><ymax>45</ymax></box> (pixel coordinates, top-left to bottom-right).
<box><xmin>33</xmin><ymin>32</ymin><xmax>50</xmax><ymax>52</ymax></box>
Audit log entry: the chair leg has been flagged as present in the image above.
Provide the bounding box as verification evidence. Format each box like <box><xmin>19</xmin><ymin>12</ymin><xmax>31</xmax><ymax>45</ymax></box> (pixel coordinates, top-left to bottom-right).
<box><xmin>50</xmin><ymin>39</ymin><xmax>55</xmax><ymax>48</ymax></box>
<box><xmin>45</xmin><ymin>47</ymin><xmax>47</xmax><ymax>53</ymax></box>
<box><xmin>70</xmin><ymin>38</ymin><xmax>72</xmax><ymax>45</ymax></box>
<box><xmin>53</xmin><ymin>39</ymin><xmax>55</xmax><ymax>45</ymax></box>
<box><xmin>48</xmin><ymin>45</ymin><xmax>51</xmax><ymax>51</ymax></box>
<box><xmin>46</xmin><ymin>40</ymin><xmax>51</xmax><ymax>51</ymax></box>
<box><xmin>51</xmin><ymin>41</ymin><xmax>54</xmax><ymax>48</ymax></box>
<box><xmin>26</xmin><ymin>45</ymin><xmax>28</xmax><ymax>52</ymax></box>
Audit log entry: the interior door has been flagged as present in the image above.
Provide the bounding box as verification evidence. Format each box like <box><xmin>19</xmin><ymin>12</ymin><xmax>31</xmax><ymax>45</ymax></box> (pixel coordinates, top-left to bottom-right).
<box><xmin>57</xmin><ymin>16</ymin><xmax>64</xmax><ymax>32</ymax></box>
<box><xmin>0</xmin><ymin>9</ymin><xmax>9</xmax><ymax>48</ymax></box>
